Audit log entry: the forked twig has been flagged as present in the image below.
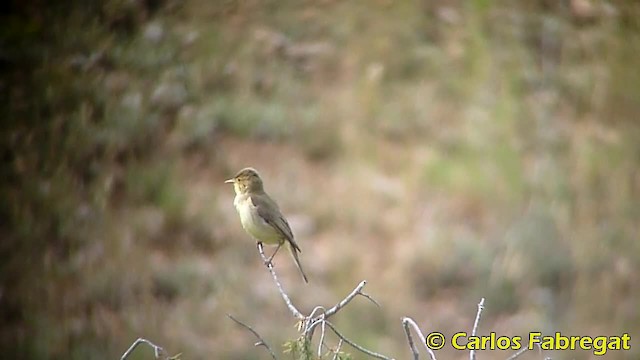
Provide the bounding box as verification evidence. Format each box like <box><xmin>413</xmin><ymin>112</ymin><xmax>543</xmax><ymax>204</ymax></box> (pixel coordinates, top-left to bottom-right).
<box><xmin>255</xmin><ymin>243</ymin><xmax>390</xmax><ymax>359</ymax></box>
<box><xmin>401</xmin><ymin>317</ymin><xmax>437</xmax><ymax>360</ymax></box>
<box><xmin>121</xmin><ymin>338</ymin><xmax>168</xmax><ymax>360</ymax></box>
<box><xmin>227</xmin><ymin>314</ymin><xmax>277</xmax><ymax>360</ymax></box>
<box><xmin>325</xmin><ymin>280</ymin><xmax>371</xmax><ymax>318</ymax></box>
<box><xmin>305</xmin><ymin>280</ymin><xmax>379</xmax><ymax>338</ymax></box>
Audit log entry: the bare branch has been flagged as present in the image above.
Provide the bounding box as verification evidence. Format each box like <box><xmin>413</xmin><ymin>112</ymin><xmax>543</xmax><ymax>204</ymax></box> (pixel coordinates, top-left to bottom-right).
<box><xmin>304</xmin><ymin>280</ymin><xmax>378</xmax><ymax>340</ymax></box>
<box><xmin>324</xmin><ymin>321</ymin><xmax>394</xmax><ymax>360</ymax></box>
<box><xmin>253</xmin><ymin>245</ymin><xmax>384</xmax><ymax>360</ymax></box>
<box><xmin>324</xmin><ymin>280</ymin><xmax>369</xmax><ymax>319</ymax></box>
<box><xmin>401</xmin><ymin>317</ymin><xmax>437</xmax><ymax>360</ymax></box>
<box><xmin>469</xmin><ymin>298</ymin><xmax>485</xmax><ymax>360</ymax></box>
<box><xmin>257</xmin><ymin>242</ymin><xmax>305</xmax><ymax>319</ymax></box>
<box><xmin>121</xmin><ymin>338</ymin><xmax>168</xmax><ymax>360</ymax></box>
<box><xmin>227</xmin><ymin>314</ymin><xmax>278</xmax><ymax>360</ymax></box>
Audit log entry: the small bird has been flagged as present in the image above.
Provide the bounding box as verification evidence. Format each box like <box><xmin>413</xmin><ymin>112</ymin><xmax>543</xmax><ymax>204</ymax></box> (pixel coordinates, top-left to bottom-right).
<box><xmin>225</xmin><ymin>167</ymin><xmax>309</xmax><ymax>283</ymax></box>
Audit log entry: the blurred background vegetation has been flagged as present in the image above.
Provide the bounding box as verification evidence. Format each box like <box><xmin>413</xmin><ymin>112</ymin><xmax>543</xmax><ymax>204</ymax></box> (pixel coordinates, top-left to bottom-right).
<box><xmin>1</xmin><ymin>0</ymin><xmax>639</xmax><ymax>359</ymax></box>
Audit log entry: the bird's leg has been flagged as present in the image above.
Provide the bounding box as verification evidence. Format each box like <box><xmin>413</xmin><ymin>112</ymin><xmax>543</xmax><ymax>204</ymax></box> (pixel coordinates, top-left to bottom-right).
<box><xmin>257</xmin><ymin>241</ymin><xmax>273</xmax><ymax>267</ymax></box>
<box><xmin>265</xmin><ymin>242</ymin><xmax>282</xmax><ymax>266</ymax></box>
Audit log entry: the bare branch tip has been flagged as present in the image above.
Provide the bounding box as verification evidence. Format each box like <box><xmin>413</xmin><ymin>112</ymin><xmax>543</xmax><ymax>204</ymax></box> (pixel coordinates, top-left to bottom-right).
<box><xmin>359</xmin><ymin>292</ymin><xmax>381</xmax><ymax>307</ymax></box>
<box><xmin>121</xmin><ymin>338</ymin><xmax>168</xmax><ymax>360</ymax></box>
<box><xmin>227</xmin><ymin>313</ymin><xmax>277</xmax><ymax>360</ymax></box>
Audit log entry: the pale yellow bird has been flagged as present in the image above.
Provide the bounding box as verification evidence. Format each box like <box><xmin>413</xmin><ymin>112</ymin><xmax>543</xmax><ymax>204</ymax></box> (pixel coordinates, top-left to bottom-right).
<box><xmin>225</xmin><ymin>168</ymin><xmax>308</xmax><ymax>283</ymax></box>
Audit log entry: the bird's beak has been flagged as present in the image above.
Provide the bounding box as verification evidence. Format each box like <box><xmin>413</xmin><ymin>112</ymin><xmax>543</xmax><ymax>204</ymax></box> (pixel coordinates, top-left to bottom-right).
<box><xmin>224</xmin><ymin>178</ymin><xmax>235</xmax><ymax>184</ymax></box>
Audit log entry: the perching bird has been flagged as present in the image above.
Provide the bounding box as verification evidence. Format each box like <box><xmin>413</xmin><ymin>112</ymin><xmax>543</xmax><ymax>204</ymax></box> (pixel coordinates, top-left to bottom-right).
<box><xmin>225</xmin><ymin>167</ymin><xmax>308</xmax><ymax>283</ymax></box>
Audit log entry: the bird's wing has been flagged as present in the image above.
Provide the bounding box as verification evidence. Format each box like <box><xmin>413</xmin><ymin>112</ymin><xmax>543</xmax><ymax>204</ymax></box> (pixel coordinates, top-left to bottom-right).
<box><xmin>251</xmin><ymin>194</ymin><xmax>302</xmax><ymax>253</ymax></box>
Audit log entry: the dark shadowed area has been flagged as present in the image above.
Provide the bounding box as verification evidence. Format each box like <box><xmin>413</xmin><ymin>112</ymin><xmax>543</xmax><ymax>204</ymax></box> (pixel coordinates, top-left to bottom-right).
<box><xmin>1</xmin><ymin>0</ymin><xmax>639</xmax><ymax>359</ymax></box>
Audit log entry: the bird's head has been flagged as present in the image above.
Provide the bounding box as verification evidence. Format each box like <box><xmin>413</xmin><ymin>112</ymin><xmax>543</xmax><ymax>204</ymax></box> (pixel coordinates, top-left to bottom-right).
<box><xmin>225</xmin><ymin>167</ymin><xmax>264</xmax><ymax>194</ymax></box>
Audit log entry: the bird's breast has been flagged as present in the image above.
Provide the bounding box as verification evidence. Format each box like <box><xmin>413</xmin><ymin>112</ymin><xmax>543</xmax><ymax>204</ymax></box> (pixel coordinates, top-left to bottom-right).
<box><xmin>234</xmin><ymin>194</ymin><xmax>281</xmax><ymax>244</ymax></box>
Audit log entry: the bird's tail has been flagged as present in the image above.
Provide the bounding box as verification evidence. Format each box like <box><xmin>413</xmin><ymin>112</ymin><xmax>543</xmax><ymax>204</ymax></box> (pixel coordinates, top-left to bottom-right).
<box><xmin>287</xmin><ymin>241</ymin><xmax>309</xmax><ymax>283</ymax></box>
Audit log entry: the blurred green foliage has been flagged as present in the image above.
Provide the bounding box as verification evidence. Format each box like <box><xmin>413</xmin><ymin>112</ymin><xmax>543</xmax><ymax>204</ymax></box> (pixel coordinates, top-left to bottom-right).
<box><xmin>283</xmin><ymin>337</ymin><xmax>315</xmax><ymax>360</ymax></box>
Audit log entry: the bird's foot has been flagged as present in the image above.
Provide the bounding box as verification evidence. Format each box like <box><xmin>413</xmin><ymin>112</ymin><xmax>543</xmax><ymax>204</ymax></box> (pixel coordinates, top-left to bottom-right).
<box><xmin>264</xmin><ymin>252</ymin><xmax>277</xmax><ymax>268</ymax></box>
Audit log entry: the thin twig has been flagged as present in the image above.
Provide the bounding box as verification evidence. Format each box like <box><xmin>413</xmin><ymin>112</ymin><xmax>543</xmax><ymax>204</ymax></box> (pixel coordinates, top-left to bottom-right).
<box><xmin>227</xmin><ymin>314</ymin><xmax>278</xmax><ymax>360</ymax></box>
<box><xmin>359</xmin><ymin>291</ymin><xmax>381</xmax><ymax>307</ymax></box>
<box><xmin>305</xmin><ymin>280</ymin><xmax>378</xmax><ymax>340</ymax></box>
<box><xmin>305</xmin><ymin>306</ymin><xmax>327</xmax><ymax>341</ymax></box>
<box><xmin>121</xmin><ymin>338</ymin><xmax>167</xmax><ymax>360</ymax></box>
<box><xmin>318</xmin><ymin>319</ymin><xmax>327</xmax><ymax>357</ymax></box>
<box><xmin>304</xmin><ymin>317</ymin><xmax>326</xmax><ymax>336</ymax></box>
<box><xmin>257</xmin><ymin>242</ymin><xmax>305</xmax><ymax>319</ymax></box>
<box><xmin>324</xmin><ymin>321</ymin><xmax>394</xmax><ymax>360</ymax></box>
<box><xmin>469</xmin><ymin>298</ymin><xmax>485</xmax><ymax>360</ymax></box>
<box><xmin>316</xmin><ymin>336</ymin><xmax>339</xmax><ymax>356</ymax></box>
<box><xmin>402</xmin><ymin>319</ymin><xmax>420</xmax><ymax>360</ymax></box>
<box><xmin>401</xmin><ymin>317</ymin><xmax>437</xmax><ymax>360</ymax></box>
<box><xmin>505</xmin><ymin>347</ymin><xmax>529</xmax><ymax>360</ymax></box>
<box><xmin>536</xmin><ymin>343</ymin><xmax>552</xmax><ymax>360</ymax></box>
<box><xmin>304</xmin><ymin>315</ymin><xmax>326</xmax><ymax>344</ymax></box>
<box><xmin>332</xmin><ymin>339</ymin><xmax>344</xmax><ymax>360</ymax></box>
